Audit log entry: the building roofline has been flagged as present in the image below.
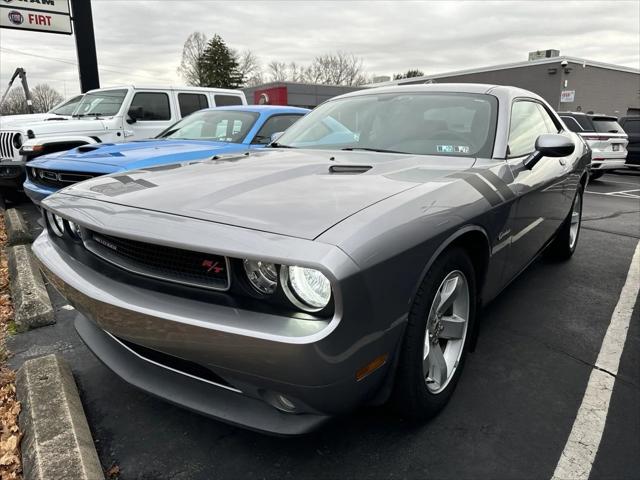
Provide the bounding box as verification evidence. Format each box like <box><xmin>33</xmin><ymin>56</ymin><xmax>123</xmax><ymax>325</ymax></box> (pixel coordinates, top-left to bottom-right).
<box><xmin>369</xmin><ymin>56</ymin><xmax>640</xmax><ymax>87</ymax></box>
<box><xmin>242</xmin><ymin>81</ymin><xmax>362</xmax><ymax>90</ymax></box>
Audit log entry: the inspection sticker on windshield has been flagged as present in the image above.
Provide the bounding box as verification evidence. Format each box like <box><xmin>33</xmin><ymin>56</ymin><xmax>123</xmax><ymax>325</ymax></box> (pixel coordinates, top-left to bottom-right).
<box><xmin>437</xmin><ymin>145</ymin><xmax>470</xmax><ymax>154</ymax></box>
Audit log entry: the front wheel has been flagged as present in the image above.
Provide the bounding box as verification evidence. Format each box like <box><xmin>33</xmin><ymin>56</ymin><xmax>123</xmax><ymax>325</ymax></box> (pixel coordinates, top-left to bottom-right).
<box><xmin>391</xmin><ymin>248</ymin><xmax>476</xmax><ymax>421</ymax></box>
<box><xmin>547</xmin><ymin>185</ymin><xmax>583</xmax><ymax>260</ymax></box>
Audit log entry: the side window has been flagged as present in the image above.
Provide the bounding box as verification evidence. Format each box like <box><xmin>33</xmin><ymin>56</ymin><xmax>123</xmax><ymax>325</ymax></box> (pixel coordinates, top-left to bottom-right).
<box><xmin>252</xmin><ymin>115</ymin><xmax>303</xmax><ymax>144</ymax></box>
<box><xmin>536</xmin><ymin>104</ymin><xmax>560</xmax><ymax>133</ymax></box>
<box><xmin>560</xmin><ymin>116</ymin><xmax>583</xmax><ymax>133</ymax></box>
<box><xmin>129</xmin><ymin>92</ymin><xmax>171</xmax><ymax>121</ymax></box>
<box><xmin>214</xmin><ymin>95</ymin><xmax>243</xmax><ymax>106</ymax></box>
<box><xmin>508</xmin><ymin>101</ymin><xmax>551</xmax><ymax>157</ymax></box>
<box><xmin>178</xmin><ymin>93</ymin><xmax>209</xmax><ymax>117</ymax></box>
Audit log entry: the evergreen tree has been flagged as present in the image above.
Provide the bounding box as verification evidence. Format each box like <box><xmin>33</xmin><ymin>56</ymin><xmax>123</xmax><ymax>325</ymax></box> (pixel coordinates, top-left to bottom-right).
<box><xmin>199</xmin><ymin>35</ymin><xmax>244</xmax><ymax>88</ymax></box>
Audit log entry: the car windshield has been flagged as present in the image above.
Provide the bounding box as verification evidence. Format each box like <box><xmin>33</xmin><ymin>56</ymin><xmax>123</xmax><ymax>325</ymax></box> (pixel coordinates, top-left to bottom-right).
<box><xmin>73</xmin><ymin>89</ymin><xmax>128</xmax><ymax>117</ymax></box>
<box><xmin>50</xmin><ymin>95</ymin><xmax>83</xmax><ymax>115</ymax></box>
<box><xmin>157</xmin><ymin>109</ymin><xmax>259</xmax><ymax>143</ymax></box>
<box><xmin>275</xmin><ymin>92</ymin><xmax>498</xmax><ymax>157</ymax></box>
<box><xmin>592</xmin><ymin>117</ymin><xmax>623</xmax><ymax>134</ymax></box>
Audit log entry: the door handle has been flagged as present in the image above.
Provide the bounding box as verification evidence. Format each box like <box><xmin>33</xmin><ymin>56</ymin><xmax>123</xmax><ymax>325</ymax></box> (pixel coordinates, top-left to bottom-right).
<box><xmin>558</xmin><ymin>158</ymin><xmax>567</xmax><ymax>166</ymax></box>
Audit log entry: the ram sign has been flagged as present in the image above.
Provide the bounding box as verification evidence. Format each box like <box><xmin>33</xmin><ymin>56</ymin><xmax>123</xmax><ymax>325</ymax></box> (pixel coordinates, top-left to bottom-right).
<box><xmin>0</xmin><ymin>0</ymin><xmax>71</xmax><ymax>35</ymax></box>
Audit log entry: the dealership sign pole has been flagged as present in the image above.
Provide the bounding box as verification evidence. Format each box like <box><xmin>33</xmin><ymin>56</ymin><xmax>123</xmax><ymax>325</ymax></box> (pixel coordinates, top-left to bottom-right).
<box><xmin>0</xmin><ymin>0</ymin><xmax>100</xmax><ymax>92</ymax></box>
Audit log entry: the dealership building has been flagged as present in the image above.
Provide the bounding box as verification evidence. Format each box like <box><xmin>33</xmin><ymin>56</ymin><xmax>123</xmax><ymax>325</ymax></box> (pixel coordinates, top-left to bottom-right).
<box><xmin>242</xmin><ymin>82</ymin><xmax>361</xmax><ymax>109</ymax></box>
<box><xmin>377</xmin><ymin>51</ymin><xmax>640</xmax><ymax>117</ymax></box>
<box><xmin>244</xmin><ymin>52</ymin><xmax>639</xmax><ymax>116</ymax></box>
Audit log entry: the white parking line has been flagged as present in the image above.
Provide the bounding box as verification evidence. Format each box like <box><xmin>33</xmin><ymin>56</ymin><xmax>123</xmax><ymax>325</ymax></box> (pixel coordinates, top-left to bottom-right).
<box><xmin>552</xmin><ymin>241</ymin><xmax>640</xmax><ymax>480</ymax></box>
<box><xmin>586</xmin><ymin>189</ymin><xmax>640</xmax><ymax>199</ymax></box>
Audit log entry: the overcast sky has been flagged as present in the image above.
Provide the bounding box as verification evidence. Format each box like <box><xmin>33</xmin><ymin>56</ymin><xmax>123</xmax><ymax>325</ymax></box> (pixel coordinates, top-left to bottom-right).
<box><xmin>0</xmin><ymin>0</ymin><xmax>638</xmax><ymax>98</ymax></box>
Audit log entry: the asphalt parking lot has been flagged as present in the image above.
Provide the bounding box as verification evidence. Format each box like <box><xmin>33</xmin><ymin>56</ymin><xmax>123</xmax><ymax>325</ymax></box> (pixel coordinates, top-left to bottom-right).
<box><xmin>6</xmin><ymin>170</ymin><xmax>640</xmax><ymax>480</ymax></box>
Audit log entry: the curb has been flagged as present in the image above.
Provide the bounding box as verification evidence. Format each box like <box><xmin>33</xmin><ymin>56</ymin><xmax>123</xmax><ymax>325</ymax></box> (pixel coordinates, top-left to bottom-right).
<box><xmin>4</xmin><ymin>208</ymin><xmax>33</xmax><ymax>246</ymax></box>
<box><xmin>7</xmin><ymin>244</ymin><xmax>54</xmax><ymax>332</ymax></box>
<box><xmin>17</xmin><ymin>354</ymin><xmax>104</xmax><ymax>480</ymax></box>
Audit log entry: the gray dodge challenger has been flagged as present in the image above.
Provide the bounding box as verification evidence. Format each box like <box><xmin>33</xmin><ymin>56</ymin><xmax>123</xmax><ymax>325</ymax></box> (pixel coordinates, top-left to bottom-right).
<box><xmin>34</xmin><ymin>84</ymin><xmax>590</xmax><ymax>435</ymax></box>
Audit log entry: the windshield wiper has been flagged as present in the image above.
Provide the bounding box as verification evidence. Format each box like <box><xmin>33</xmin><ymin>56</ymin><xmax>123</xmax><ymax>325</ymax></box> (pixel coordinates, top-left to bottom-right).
<box><xmin>270</xmin><ymin>142</ymin><xmax>295</xmax><ymax>148</ymax></box>
<box><xmin>341</xmin><ymin>147</ymin><xmax>409</xmax><ymax>154</ymax></box>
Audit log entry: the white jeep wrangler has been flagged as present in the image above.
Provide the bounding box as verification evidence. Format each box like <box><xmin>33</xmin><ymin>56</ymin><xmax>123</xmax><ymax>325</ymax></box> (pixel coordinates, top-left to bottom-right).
<box><xmin>0</xmin><ymin>85</ymin><xmax>246</xmax><ymax>193</ymax></box>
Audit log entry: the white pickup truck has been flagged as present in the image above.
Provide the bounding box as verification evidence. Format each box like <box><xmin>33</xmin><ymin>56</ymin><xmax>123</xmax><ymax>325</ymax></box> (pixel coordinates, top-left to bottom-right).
<box><xmin>0</xmin><ymin>85</ymin><xmax>246</xmax><ymax>193</ymax></box>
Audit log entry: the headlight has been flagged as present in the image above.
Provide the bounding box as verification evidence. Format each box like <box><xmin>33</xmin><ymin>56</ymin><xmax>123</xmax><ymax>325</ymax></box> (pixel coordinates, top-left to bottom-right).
<box><xmin>243</xmin><ymin>259</ymin><xmax>278</xmax><ymax>294</ymax></box>
<box><xmin>12</xmin><ymin>134</ymin><xmax>23</xmax><ymax>149</ymax></box>
<box><xmin>282</xmin><ymin>266</ymin><xmax>331</xmax><ymax>311</ymax></box>
<box><xmin>46</xmin><ymin>211</ymin><xmax>65</xmax><ymax>237</ymax></box>
<box><xmin>67</xmin><ymin>221</ymin><xmax>81</xmax><ymax>239</ymax></box>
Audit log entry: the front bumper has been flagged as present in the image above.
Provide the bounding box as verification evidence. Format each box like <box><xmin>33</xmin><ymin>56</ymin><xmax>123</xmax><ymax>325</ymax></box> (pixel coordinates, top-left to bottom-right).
<box><xmin>23</xmin><ymin>178</ymin><xmax>58</xmax><ymax>206</ymax></box>
<box><xmin>33</xmin><ymin>226</ymin><xmax>404</xmax><ymax>434</ymax></box>
<box><xmin>75</xmin><ymin>314</ymin><xmax>331</xmax><ymax>435</ymax></box>
<box><xmin>0</xmin><ymin>160</ymin><xmax>25</xmax><ymax>189</ymax></box>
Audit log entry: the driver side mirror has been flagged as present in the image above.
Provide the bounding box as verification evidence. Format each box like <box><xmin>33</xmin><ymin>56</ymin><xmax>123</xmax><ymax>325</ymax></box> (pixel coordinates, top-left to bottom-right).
<box><xmin>126</xmin><ymin>107</ymin><xmax>142</xmax><ymax>124</ymax></box>
<box><xmin>524</xmin><ymin>134</ymin><xmax>575</xmax><ymax>170</ymax></box>
<box><xmin>270</xmin><ymin>132</ymin><xmax>284</xmax><ymax>144</ymax></box>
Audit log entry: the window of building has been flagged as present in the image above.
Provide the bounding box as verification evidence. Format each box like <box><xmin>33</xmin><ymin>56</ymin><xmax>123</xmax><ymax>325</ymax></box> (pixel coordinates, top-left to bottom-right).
<box><xmin>178</xmin><ymin>93</ymin><xmax>209</xmax><ymax>117</ymax></box>
<box><xmin>130</xmin><ymin>92</ymin><xmax>171</xmax><ymax>121</ymax></box>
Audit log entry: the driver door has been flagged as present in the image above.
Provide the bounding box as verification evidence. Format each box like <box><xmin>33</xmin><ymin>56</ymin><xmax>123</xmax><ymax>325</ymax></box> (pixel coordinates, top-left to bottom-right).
<box><xmin>503</xmin><ymin>100</ymin><xmax>571</xmax><ymax>281</ymax></box>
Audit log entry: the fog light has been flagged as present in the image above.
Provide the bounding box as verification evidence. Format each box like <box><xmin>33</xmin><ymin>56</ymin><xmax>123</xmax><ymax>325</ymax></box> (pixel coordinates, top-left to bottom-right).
<box><xmin>263</xmin><ymin>391</ymin><xmax>298</xmax><ymax>413</ymax></box>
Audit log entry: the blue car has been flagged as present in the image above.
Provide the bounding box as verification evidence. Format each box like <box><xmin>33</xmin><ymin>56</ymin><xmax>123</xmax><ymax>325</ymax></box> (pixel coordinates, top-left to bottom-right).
<box><xmin>24</xmin><ymin>105</ymin><xmax>309</xmax><ymax>205</ymax></box>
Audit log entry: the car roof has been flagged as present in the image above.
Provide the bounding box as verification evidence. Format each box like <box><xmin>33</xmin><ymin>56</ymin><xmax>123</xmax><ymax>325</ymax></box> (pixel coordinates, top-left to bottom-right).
<box><xmin>332</xmin><ymin>83</ymin><xmax>544</xmax><ymax>102</ymax></box>
<box><xmin>200</xmin><ymin>105</ymin><xmax>310</xmax><ymax>114</ymax></box>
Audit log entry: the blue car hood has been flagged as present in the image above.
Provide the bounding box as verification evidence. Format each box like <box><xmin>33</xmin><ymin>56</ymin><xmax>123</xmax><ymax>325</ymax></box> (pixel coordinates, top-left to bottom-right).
<box><xmin>29</xmin><ymin>140</ymin><xmax>249</xmax><ymax>172</ymax></box>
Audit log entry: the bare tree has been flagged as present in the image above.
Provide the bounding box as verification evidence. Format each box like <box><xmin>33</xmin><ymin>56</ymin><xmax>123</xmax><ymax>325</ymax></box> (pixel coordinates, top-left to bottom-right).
<box><xmin>177</xmin><ymin>32</ymin><xmax>209</xmax><ymax>86</ymax></box>
<box><xmin>309</xmin><ymin>51</ymin><xmax>367</xmax><ymax>86</ymax></box>
<box><xmin>0</xmin><ymin>88</ymin><xmax>28</xmax><ymax>115</ymax></box>
<box><xmin>31</xmin><ymin>84</ymin><xmax>64</xmax><ymax>112</ymax></box>
<box><xmin>237</xmin><ymin>50</ymin><xmax>263</xmax><ymax>87</ymax></box>
<box><xmin>268</xmin><ymin>61</ymin><xmax>289</xmax><ymax>82</ymax></box>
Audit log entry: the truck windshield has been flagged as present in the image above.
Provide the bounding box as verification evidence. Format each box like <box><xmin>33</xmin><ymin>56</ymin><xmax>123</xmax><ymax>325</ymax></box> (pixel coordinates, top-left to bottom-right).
<box><xmin>157</xmin><ymin>109</ymin><xmax>259</xmax><ymax>143</ymax></box>
<box><xmin>274</xmin><ymin>92</ymin><xmax>498</xmax><ymax>158</ymax></box>
<box><xmin>73</xmin><ymin>89</ymin><xmax>127</xmax><ymax>117</ymax></box>
<box><xmin>50</xmin><ymin>95</ymin><xmax>84</xmax><ymax>115</ymax></box>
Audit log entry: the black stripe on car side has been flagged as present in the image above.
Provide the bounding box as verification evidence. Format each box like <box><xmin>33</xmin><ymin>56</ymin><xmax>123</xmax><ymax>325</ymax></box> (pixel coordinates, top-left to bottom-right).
<box><xmin>472</xmin><ymin>170</ymin><xmax>516</xmax><ymax>202</ymax></box>
<box><xmin>450</xmin><ymin>172</ymin><xmax>502</xmax><ymax>207</ymax></box>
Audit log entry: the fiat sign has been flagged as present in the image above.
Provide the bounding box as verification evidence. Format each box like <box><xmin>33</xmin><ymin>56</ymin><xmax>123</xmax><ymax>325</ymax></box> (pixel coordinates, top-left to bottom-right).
<box><xmin>0</xmin><ymin>0</ymin><xmax>71</xmax><ymax>34</ymax></box>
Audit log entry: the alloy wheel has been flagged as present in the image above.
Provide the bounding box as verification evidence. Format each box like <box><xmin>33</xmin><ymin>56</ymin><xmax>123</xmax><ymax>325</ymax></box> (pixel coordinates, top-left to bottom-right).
<box><xmin>569</xmin><ymin>191</ymin><xmax>582</xmax><ymax>249</ymax></box>
<box><xmin>422</xmin><ymin>270</ymin><xmax>470</xmax><ymax>394</ymax></box>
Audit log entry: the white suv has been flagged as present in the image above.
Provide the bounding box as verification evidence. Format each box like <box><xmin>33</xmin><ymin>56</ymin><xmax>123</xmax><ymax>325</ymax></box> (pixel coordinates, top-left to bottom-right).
<box><xmin>0</xmin><ymin>85</ymin><xmax>246</xmax><ymax>193</ymax></box>
<box><xmin>559</xmin><ymin>112</ymin><xmax>628</xmax><ymax>180</ymax></box>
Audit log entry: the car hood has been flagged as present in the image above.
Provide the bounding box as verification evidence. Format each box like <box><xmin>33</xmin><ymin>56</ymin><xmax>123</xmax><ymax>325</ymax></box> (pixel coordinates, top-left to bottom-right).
<box><xmin>56</xmin><ymin>149</ymin><xmax>476</xmax><ymax>240</ymax></box>
<box><xmin>0</xmin><ymin>113</ymin><xmax>66</xmax><ymax>128</ymax></box>
<box><xmin>30</xmin><ymin>140</ymin><xmax>247</xmax><ymax>170</ymax></box>
<box><xmin>11</xmin><ymin>117</ymin><xmax>108</xmax><ymax>135</ymax></box>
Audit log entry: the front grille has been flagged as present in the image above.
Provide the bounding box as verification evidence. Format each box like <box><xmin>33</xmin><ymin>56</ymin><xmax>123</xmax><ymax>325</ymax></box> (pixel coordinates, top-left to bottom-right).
<box><xmin>0</xmin><ymin>131</ymin><xmax>19</xmax><ymax>160</ymax></box>
<box><xmin>84</xmin><ymin>231</ymin><xmax>230</xmax><ymax>291</ymax></box>
<box><xmin>28</xmin><ymin>167</ymin><xmax>96</xmax><ymax>188</ymax></box>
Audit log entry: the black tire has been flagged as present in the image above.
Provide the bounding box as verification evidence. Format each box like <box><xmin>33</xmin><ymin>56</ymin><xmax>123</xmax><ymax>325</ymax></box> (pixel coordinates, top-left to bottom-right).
<box><xmin>391</xmin><ymin>247</ymin><xmax>476</xmax><ymax>421</ymax></box>
<box><xmin>589</xmin><ymin>171</ymin><xmax>604</xmax><ymax>180</ymax></box>
<box><xmin>547</xmin><ymin>185</ymin><xmax>583</xmax><ymax>260</ymax></box>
